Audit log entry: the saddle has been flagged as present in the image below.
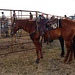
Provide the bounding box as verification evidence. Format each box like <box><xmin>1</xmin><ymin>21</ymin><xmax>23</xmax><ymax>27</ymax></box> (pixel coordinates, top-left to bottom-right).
<box><xmin>48</xmin><ymin>18</ymin><xmax>58</xmax><ymax>25</ymax></box>
<box><xmin>46</xmin><ymin>18</ymin><xmax>61</xmax><ymax>30</ymax></box>
<box><xmin>36</xmin><ymin>18</ymin><xmax>48</xmax><ymax>36</ymax></box>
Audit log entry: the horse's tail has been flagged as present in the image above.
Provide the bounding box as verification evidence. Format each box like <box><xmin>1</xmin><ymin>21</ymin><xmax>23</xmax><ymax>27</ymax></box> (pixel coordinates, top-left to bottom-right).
<box><xmin>72</xmin><ymin>36</ymin><xmax>75</xmax><ymax>59</ymax></box>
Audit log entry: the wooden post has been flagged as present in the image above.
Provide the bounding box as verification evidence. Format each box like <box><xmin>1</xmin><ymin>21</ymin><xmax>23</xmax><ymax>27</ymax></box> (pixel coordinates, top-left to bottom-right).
<box><xmin>13</xmin><ymin>10</ymin><xmax>15</xmax><ymax>19</ymax></box>
<box><xmin>18</xmin><ymin>11</ymin><xmax>19</xmax><ymax>18</ymax></box>
<box><xmin>20</xmin><ymin>11</ymin><xmax>23</xmax><ymax>37</ymax></box>
<box><xmin>36</xmin><ymin>11</ymin><xmax>38</xmax><ymax>17</ymax></box>
<box><xmin>11</xmin><ymin>36</ymin><xmax>14</xmax><ymax>52</ymax></box>
<box><xmin>13</xmin><ymin>10</ymin><xmax>17</xmax><ymax>43</ymax></box>
<box><xmin>10</xmin><ymin>10</ymin><xmax>14</xmax><ymax>52</ymax></box>
<box><xmin>10</xmin><ymin>11</ymin><xmax>12</xmax><ymax>18</ymax></box>
<box><xmin>0</xmin><ymin>21</ymin><xmax>1</xmax><ymax>37</ymax></box>
<box><xmin>11</xmin><ymin>10</ymin><xmax>16</xmax><ymax>52</ymax></box>
<box><xmin>9</xmin><ymin>11</ymin><xmax>12</xmax><ymax>35</ymax></box>
<box><xmin>21</xmin><ymin>11</ymin><xmax>22</xmax><ymax>19</ymax></box>
<box><xmin>46</xmin><ymin>14</ymin><xmax>48</xmax><ymax>18</ymax></box>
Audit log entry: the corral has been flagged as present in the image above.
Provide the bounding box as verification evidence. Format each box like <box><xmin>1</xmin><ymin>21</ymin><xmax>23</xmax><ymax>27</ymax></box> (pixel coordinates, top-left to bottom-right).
<box><xmin>0</xmin><ymin>9</ymin><xmax>61</xmax><ymax>55</ymax></box>
<box><xmin>0</xmin><ymin>9</ymin><xmax>53</xmax><ymax>54</ymax></box>
<box><xmin>0</xmin><ymin>9</ymin><xmax>75</xmax><ymax>75</ymax></box>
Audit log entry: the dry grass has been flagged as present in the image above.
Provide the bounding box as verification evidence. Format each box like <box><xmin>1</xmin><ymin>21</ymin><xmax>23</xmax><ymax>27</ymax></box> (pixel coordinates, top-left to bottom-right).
<box><xmin>0</xmin><ymin>37</ymin><xmax>75</xmax><ymax>75</ymax></box>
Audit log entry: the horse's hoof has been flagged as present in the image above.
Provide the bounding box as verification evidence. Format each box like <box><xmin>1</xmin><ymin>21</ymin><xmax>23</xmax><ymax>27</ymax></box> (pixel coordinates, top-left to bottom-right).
<box><xmin>61</xmin><ymin>54</ymin><xmax>64</xmax><ymax>57</ymax></box>
<box><xmin>60</xmin><ymin>53</ymin><xmax>64</xmax><ymax>57</ymax></box>
<box><xmin>36</xmin><ymin>60</ymin><xmax>39</xmax><ymax>64</ymax></box>
<box><xmin>40</xmin><ymin>57</ymin><xmax>43</xmax><ymax>59</ymax></box>
<box><xmin>68</xmin><ymin>61</ymin><xmax>71</xmax><ymax>64</ymax></box>
<box><xmin>64</xmin><ymin>58</ymin><xmax>68</xmax><ymax>63</ymax></box>
<box><xmin>63</xmin><ymin>60</ymin><xmax>66</xmax><ymax>63</ymax></box>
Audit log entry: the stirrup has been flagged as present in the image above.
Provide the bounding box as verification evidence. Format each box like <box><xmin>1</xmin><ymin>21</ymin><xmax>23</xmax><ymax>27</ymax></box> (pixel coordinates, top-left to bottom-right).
<box><xmin>39</xmin><ymin>36</ymin><xmax>43</xmax><ymax>43</ymax></box>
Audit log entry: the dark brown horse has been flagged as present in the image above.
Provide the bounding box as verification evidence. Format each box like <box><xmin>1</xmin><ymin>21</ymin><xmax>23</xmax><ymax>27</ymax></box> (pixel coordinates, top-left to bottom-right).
<box><xmin>12</xmin><ymin>19</ymin><xmax>64</xmax><ymax>63</ymax></box>
<box><xmin>45</xmin><ymin>18</ymin><xmax>75</xmax><ymax>63</ymax></box>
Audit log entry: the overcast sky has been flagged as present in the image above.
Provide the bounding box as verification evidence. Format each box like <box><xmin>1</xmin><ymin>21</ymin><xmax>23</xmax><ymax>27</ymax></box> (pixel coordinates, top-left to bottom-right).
<box><xmin>0</xmin><ymin>0</ymin><xmax>75</xmax><ymax>17</ymax></box>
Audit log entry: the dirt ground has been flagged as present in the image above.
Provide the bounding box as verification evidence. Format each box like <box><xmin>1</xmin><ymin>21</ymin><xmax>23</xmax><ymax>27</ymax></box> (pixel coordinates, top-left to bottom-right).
<box><xmin>0</xmin><ymin>36</ymin><xmax>75</xmax><ymax>75</ymax></box>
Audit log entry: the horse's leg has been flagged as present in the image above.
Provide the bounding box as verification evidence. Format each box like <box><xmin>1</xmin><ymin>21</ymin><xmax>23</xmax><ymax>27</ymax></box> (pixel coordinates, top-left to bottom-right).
<box><xmin>68</xmin><ymin>37</ymin><xmax>75</xmax><ymax>63</ymax></box>
<box><xmin>72</xmin><ymin>36</ymin><xmax>75</xmax><ymax>59</ymax></box>
<box><xmin>64</xmin><ymin>41</ymin><xmax>72</xmax><ymax>63</ymax></box>
<box><xmin>68</xmin><ymin>48</ymin><xmax>73</xmax><ymax>63</ymax></box>
<box><xmin>59</xmin><ymin>36</ymin><xmax>64</xmax><ymax>57</ymax></box>
<box><xmin>64</xmin><ymin>49</ymin><xmax>70</xmax><ymax>63</ymax></box>
<box><xmin>33</xmin><ymin>40</ymin><xmax>41</xmax><ymax>63</ymax></box>
<box><xmin>39</xmin><ymin>42</ymin><xmax>43</xmax><ymax>59</ymax></box>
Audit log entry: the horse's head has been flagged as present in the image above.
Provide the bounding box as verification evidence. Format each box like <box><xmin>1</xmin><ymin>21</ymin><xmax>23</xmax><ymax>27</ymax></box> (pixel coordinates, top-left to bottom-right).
<box><xmin>11</xmin><ymin>19</ymin><xmax>19</xmax><ymax>36</ymax></box>
<box><xmin>11</xmin><ymin>19</ymin><xmax>36</xmax><ymax>36</ymax></box>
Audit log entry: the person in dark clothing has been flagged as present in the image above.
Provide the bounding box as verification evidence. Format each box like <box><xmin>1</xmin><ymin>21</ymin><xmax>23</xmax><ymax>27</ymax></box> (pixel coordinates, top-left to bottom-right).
<box><xmin>29</xmin><ymin>12</ymin><xmax>33</xmax><ymax>20</ymax></box>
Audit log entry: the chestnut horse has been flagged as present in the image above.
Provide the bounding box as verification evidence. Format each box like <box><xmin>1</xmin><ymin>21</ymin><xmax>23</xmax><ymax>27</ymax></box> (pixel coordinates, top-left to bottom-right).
<box><xmin>12</xmin><ymin>19</ymin><xmax>64</xmax><ymax>63</ymax></box>
<box><xmin>45</xmin><ymin>18</ymin><xmax>75</xmax><ymax>63</ymax></box>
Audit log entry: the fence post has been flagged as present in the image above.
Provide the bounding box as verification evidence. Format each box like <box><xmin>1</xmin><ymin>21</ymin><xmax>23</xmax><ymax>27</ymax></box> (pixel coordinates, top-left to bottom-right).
<box><xmin>21</xmin><ymin>11</ymin><xmax>22</xmax><ymax>19</ymax></box>
<box><xmin>10</xmin><ymin>10</ymin><xmax>14</xmax><ymax>52</ymax></box>
<box><xmin>36</xmin><ymin>12</ymin><xmax>38</xmax><ymax>17</ymax></box>
<box><xmin>0</xmin><ymin>21</ymin><xmax>1</xmax><ymax>37</ymax></box>
<box><xmin>13</xmin><ymin>10</ymin><xmax>17</xmax><ymax>43</ymax></box>
<box><xmin>9</xmin><ymin>11</ymin><xmax>12</xmax><ymax>35</ymax></box>
<box><xmin>18</xmin><ymin>11</ymin><xmax>19</xmax><ymax>18</ymax></box>
<box><xmin>46</xmin><ymin>14</ymin><xmax>48</xmax><ymax>18</ymax></box>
